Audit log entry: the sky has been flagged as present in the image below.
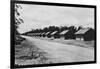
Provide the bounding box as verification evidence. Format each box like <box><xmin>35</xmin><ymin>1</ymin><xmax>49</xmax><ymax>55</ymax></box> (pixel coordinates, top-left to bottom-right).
<box><xmin>16</xmin><ymin>4</ymin><xmax>94</xmax><ymax>34</ymax></box>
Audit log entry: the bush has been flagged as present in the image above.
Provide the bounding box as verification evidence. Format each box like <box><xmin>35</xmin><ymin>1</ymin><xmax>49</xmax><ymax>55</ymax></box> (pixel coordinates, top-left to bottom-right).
<box><xmin>15</xmin><ymin>35</ymin><xmax>26</xmax><ymax>45</ymax></box>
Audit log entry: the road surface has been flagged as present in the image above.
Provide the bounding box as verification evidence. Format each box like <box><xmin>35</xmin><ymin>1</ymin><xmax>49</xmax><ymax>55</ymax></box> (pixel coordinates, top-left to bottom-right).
<box><xmin>21</xmin><ymin>35</ymin><xmax>94</xmax><ymax>63</ymax></box>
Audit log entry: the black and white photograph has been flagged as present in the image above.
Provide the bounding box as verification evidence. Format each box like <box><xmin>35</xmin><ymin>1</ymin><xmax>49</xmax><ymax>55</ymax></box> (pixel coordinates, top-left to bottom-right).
<box><xmin>11</xmin><ymin>0</ymin><xmax>96</xmax><ymax>68</ymax></box>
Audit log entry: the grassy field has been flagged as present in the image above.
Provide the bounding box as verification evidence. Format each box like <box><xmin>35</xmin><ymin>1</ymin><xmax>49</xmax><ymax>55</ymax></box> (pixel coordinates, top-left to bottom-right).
<box><xmin>15</xmin><ymin>39</ymin><xmax>54</xmax><ymax>66</ymax></box>
<box><xmin>15</xmin><ymin>36</ymin><xmax>94</xmax><ymax>66</ymax></box>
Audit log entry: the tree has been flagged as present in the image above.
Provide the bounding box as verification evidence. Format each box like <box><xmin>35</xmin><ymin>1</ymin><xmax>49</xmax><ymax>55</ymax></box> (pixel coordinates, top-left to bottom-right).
<box><xmin>15</xmin><ymin>4</ymin><xmax>24</xmax><ymax>45</ymax></box>
<box><xmin>60</xmin><ymin>26</ymin><xmax>68</xmax><ymax>31</ymax></box>
<box><xmin>64</xmin><ymin>26</ymin><xmax>77</xmax><ymax>39</ymax></box>
<box><xmin>77</xmin><ymin>26</ymin><xmax>83</xmax><ymax>31</ymax></box>
<box><xmin>15</xmin><ymin>4</ymin><xmax>23</xmax><ymax>35</ymax></box>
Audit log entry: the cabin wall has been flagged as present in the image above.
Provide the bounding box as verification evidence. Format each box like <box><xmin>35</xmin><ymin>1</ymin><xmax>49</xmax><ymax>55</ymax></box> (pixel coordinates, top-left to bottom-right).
<box><xmin>60</xmin><ymin>36</ymin><xmax>65</xmax><ymax>40</ymax></box>
<box><xmin>84</xmin><ymin>30</ymin><xmax>94</xmax><ymax>41</ymax></box>
<box><xmin>76</xmin><ymin>34</ymin><xmax>84</xmax><ymax>41</ymax></box>
<box><xmin>59</xmin><ymin>34</ymin><xmax>64</xmax><ymax>39</ymax></box>
<box><xmin>53</xmin><ymin>33</ymin><xmax>60</xmax><ymax>38</ymax></box>
<box><xmin>76</xmin><ymin>37</ymin><xmax>84</xmax><ymax>41</ymax></box>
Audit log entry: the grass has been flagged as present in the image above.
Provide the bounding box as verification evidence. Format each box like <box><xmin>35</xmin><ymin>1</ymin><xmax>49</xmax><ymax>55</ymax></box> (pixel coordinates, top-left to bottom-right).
<box><xmin>15</xmin><ymin>36</ymin><xmax>94</xmax><ymax>66</ymax></box>
<box><xmin>15</xmin><ymin>39</ymin><xmax>54</xmax><ymax>66</ymax></box>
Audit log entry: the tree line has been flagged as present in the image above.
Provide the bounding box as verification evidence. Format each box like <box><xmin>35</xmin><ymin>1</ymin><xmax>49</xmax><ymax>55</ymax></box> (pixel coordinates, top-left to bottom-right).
<box><xmin>23</xmin><ymin>25</ymin><xmax>93</xmax><ymax>35</ymax></box>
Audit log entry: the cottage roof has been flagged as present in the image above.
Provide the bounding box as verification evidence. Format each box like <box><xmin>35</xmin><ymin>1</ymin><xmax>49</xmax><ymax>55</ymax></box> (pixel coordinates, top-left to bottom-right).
<box><xmin>35</xmin><ymin>33</ymin><xmax>38</xmax><ymax>35</ymax></box>
<box><xmin>45</xmin><ymin>32</ymin><xmax>50</xmax><ymax>35</ymax></box>
<box><xmin>51</xmin><ymin>31</ymin><xmax>58</xmax><ymax>35</ymax></box>
<box><xmin>34</xmin><ymin>33</ymin><xmax>40</xmax><ymax>35</ymax></box>
<box><xmin>31</xmin><ymin>33</ymin><xmax>35</xmax><ymax>35</ymax></box>
<box><xmin>60</xmin><ymin>30</ymin><xmax>69</xmax><ymax>35</ymax></box>
<box><xmin>33</xmin><ymin>33</ymin><xmax>35</xmax><ymax>35</ymax></box>
<box><xmin>75</xmin><ymin>28</ymin><xmax>90</xmax><ymax>34</ymax></box>
<box><xmin>28</xmin><ymin>33</ymin><xmax>34</xmax><ymax>35</ymax></box>
<box><xmin>41</xmin><ymin>32</ymin><xmax>45</xmax><ymax>35</ymax></box>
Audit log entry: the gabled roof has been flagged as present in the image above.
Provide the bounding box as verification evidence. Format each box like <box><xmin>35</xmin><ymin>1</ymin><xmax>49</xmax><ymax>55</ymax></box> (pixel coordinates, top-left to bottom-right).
<box><xmin>28</xmin><ymin>33</ymin><xmax>35</xmax><ymax>35</ymax></box>
<box><xmin>75</xmin><ymin>28</ymin><xmax>90</xmax><ymax>34</ymax></box>
<box><xmin>38</xmin><ymin>33</ymin><xmax>41</xmax><ymax>35</ymax></box>
<box><xmin>33</xmin><ymin>33</ymin><xmax>36</xmax><ymax>35</ymax></box>
<box><xmin>51</xmin><ymin>31</ymin><xmax>58</xmax><ymax>35</ymax></box>
<box><xmin>60</xmin><ymin>30</ymin><xmax>69</xmax><ymax>35</ymax></box>
<box><xmin>45</xmin><ymin>32</ymin><xmax>50</xmax><ymax>35</ymax></box>
<box><xmin>34</xmin><ymin>33</ymin><xmax>41</xmax><ymax>35</ymax></box>
<box><xmin>27</xmin><ymin>33</ymin><xmax>32</xmax><ymax>35</ymax></box>
<box><xmin>32</xmin><ymin>33</ymin><xmax>35</xmax><ymax>35</ymax></box>
<box><xmin>34</xmin><ymin>33</ymin><xmax>38</xmax><ymax>35</ymax></box>
<box><xmin>41</xmin><ymin>32</ymin><xmax>45</xmax><ymax>35</ymax></box>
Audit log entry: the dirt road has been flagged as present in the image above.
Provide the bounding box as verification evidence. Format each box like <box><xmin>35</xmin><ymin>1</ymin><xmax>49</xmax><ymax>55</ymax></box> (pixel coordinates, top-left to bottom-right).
<box><xmin>21</xmin><ymin>35</ymin><xmax>94</xmax><ymax>63</ymax></box>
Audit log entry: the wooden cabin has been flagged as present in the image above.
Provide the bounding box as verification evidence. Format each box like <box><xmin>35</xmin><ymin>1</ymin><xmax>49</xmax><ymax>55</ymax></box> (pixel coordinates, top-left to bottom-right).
<box><xmin>60</xmin><ymin>30</ymin><xmax>69</xmax><ymax>39</ymax></box>
<box><xmin>50</xmin><ymin>31</ymin><xmax>58</xmax><ymax>39</ymax></box>
<box><xmin>43</xmin><ymin>32</ymin><xmax>46</xmax><ymax>37</ymax></box>
<box><xmin>45</xmin><ymin>32</ymin><xmax>50</xmax><ymax>37</ymax></box>
<box><xmin>27</xmin><ymin>33</ymin><xmax>34</xmax><ymax>36</ymax></box>
<box><xmin>40</xmin><ymin>32</ymin><xmax>45</xmax><ymax>37</ymax></box>
<box><xmin>75</xmin><ymin>28</ymin><xmax>94</xmax><ymax>41</ymax></box>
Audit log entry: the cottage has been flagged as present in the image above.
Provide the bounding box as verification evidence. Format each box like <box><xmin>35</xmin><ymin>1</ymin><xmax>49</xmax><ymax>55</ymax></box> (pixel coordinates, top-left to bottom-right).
<box><xmin>50</xmin><ymin>31</ymin><xmax>58</xmax><ymax>39</ymax></box>
<box><xmin>37</xmin><ymin>33</ymin><xmax>41</xmax><ymax>37</ymax></box>
<box><xmin>75</xmin><ymin>28</ymin><xmax>94</xmax><ymax>41</ymax></box>
<box><xmin>34</xmin><ymin>33</ymin><xmax>38</xmax><ymax>37</ymax></box>
<box><xmin>27</xmin><ymin>33</ymin><xmax>34</xmax><ymax>36</ymax></box>
<box><xmin>40</xmin><ymin>32</ymin><xmax>45</xmax><ymax>37</ymax></box>
<box><xmin>43</xmin><ymin>32</ymin><xmax>46</xmax><ymax>37</ymax></box>
<box><xmin>32</xmin><ymin>33</ymin><xmax>36</xmax><ymax>36</ymax></box>
<box><xmin>38</xmin><ymin>33</ymin><xmax>42</xmax><ymax>37</ymax></box>
<box><xmin>45</xmin><ymin>32</ymin><xmax>49</xmax><ymax>35</ymax></box>
<box><xmin>33</xmin><ymin>33</ymin><xmax>37</xmax><ymax>37</ymax></box>
<box><xmin>45</xmin><ymin>32</ymin><xmax>50</xmax><ymax>37</ymax></box>
<box><xmin>34</xmin><ymin>33</ymin><xmax>40</xmax><ymax>37</ymax></box>
<box><xmin>60</xmin><ymin>30</ymin><xmax>69</xmax><ymax>39</ymax></box>
<box><xmin>46</xmin><ymin>32</ymin><xmax>52</xmax><ymax>38</ymax></box>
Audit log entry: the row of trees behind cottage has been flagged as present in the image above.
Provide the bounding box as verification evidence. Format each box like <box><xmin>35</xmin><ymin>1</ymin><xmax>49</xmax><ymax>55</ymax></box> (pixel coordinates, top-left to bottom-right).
<box><xmin>23</xmin><ymin>26</ymin><xmax>95</xmax><ymax>41</ymax></box>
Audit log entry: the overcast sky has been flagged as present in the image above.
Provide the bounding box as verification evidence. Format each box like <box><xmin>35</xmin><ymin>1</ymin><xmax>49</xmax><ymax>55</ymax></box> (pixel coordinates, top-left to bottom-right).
<box><xmin>17</xmin><ymin>4</ymin><xmax>94</xmax><ymax>33</ymax></box>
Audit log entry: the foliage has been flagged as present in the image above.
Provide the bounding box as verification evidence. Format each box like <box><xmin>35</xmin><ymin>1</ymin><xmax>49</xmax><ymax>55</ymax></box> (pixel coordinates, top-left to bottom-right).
<box><xmin>15</xmin><ymin>4</ymin><xmax>23</xmax><ymax>35</ymax></box>
<box><xmin>15</xmin><ymin>4</ymin><xmax>24</xmax><ymax>45</ymax></box>
<box><xmin>26</xmin><ymin>25</ymin><xmax>77</xmax><ymax>34</ymax></box>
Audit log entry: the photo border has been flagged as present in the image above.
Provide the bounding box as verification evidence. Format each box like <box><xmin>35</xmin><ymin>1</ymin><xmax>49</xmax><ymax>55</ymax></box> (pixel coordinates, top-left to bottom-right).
<box><xmin>10</xmin><ymin>0</ymin><xmax>97</xmax><ymax>68</ymax></box>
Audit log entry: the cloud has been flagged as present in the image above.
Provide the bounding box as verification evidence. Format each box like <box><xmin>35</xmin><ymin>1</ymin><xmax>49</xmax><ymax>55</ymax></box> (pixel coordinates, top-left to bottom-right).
<box><xmin>17</xmin><ymin>4</ymin><xmax>94</xmax><ymax>33</ymax></box>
